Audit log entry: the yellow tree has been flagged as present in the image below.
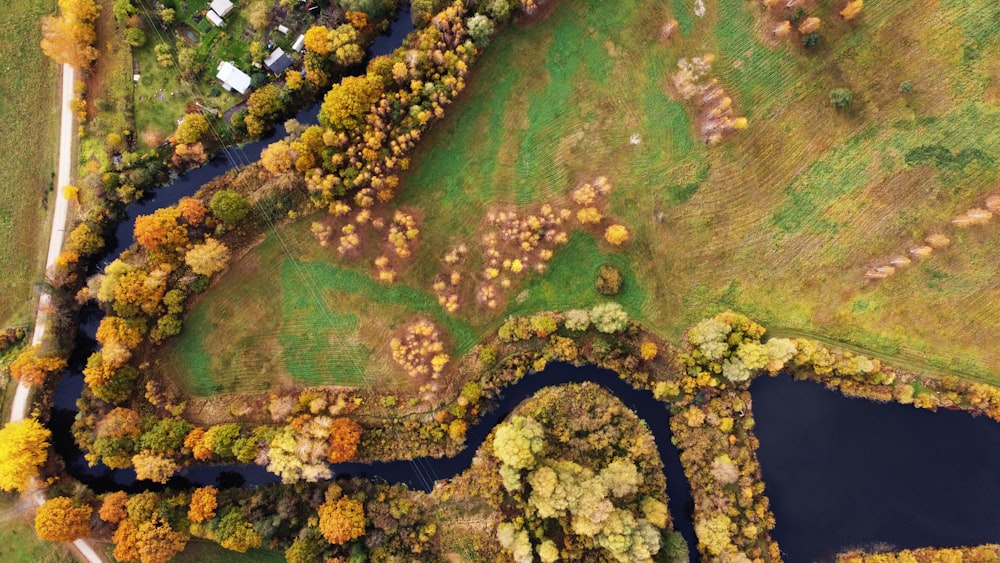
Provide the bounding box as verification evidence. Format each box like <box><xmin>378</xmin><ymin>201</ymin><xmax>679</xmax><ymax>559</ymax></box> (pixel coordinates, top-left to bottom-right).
<box><xmin>319</xmin><ymin>74</ymin><xmax>384</xmax><ymax>132</ymax></box>
<box><xmin>35</xmin><ymin>497</ymin><xmax>93</xmax><ymax>541</ymax></box>
<box><xmin>841</xmin><ymin>0</ymin><xmax>863</xmax><ymax>20</ymax></box>
<box><xmin>9</xmin><ymin>346</ymin><xmax>67</xmax><ymax>385</ymax></box>
<box><xmin>184</xmin><ymin>238</ymin><xmax>230</xmax><ymax>276</ymax></box>
<box><xmin>40</xmin><ymin>0</ymin><xmax>101</xmax><ymax>68</ymax></box>
<box><xmin>0</xmin><ymin>418</ymin><xmax>51</xmax><ymax>492</ymax></box>
<box><xmin>604</xmin><ymin>224</ymin><xmax>630</xmax><ymax>246</ymax></box>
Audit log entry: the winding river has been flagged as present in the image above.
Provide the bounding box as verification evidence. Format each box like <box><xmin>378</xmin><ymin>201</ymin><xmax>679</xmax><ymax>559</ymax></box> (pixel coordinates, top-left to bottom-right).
<box><xmin>46</xmin><ymin>6</ymin><xmax>1000</xmax><ymax>562</ymax></box>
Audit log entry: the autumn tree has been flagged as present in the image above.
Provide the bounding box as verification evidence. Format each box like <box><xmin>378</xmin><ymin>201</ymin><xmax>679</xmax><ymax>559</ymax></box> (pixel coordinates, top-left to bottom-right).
<box><xmin>132</xmin><ymin>451</ymin><xmax>179</xmax><ymax>483</ymax></box>
<box><xmin>0</xmin><ymin>418</ymin><xmax>51</xmax><ymax>492</ymax></box>
<box><xmin>9</xmin><ymin>346</ymin><xmax>68</xmax><ymax>385</ymax></box>
<box><xmin>173</xmin><ymin>113</ymin><xmax>210</xmax><ymax>144</ymax></box>
<box><xmin>187</xmin><ymin>486</ymin><xmax>218</xmax><ymax>524</ymax></box>
<box><xmin>66</xmin><ymin>222</ymin><xmax>105</xmax><ymax>256</ymax></box>
<box><xmin>35</xmin><ymin>497</ymin><xmax>92</xmax><ymax>541</ymax></box>
<box><xmin>245</xmin><ymin>84</ymin><xmax>286</xmax><ymax>138</ymax></box>
<box><xmin>210</xmin><ymin>190</ymin><xmax>250</xmax><ymax>226</ymax></box>
<box><xmin>184</xmin><ymin>238</ymin><xmax>230</xmax><ymax>276</ymax></box>
<box><xmin>99</xmin><ymin>491</ymin><xmax>129</xmax><ymax>523</ymax></box>
<box><xmin>176</xmin><ymin>197</ymin><xmax>207</xmax><ymax>226</ymax></box>
<box><xmin>327</xmin><ymin>418</ymin><xmax>363</xmax><ymax>463</ymax></box>
<box><xmin>319</xmin><ymin>74</ymin><xmax>385</xmax><ymax>132</ymax></box>
<box><xmin>318</xmin><ymin>496</ymin><xmax>366</xmax><ymax>545</ymax></box>
<box><xmin>40</xmin><ymin>0</ymin><xmax>101</xmax><ymax>68</ymax></box>
<box><xmin>216</xmin><ymin>508</ymin><xmax>263</xmax><ymax>552</ymax></box>
<box><xmin>327</xmin><ymin>24</ymin><xmax>363</xmax><ymax>67</ymax></box>
<box><xmin>134</xmin><ymin>206</ymin><xmax>189</xmax><ymax>255</ymax></box>
<box><xmin>604</xmin><ymin>224</ymin><xmax>630</xmax><ymax>245</ymax></box>
<box><xmin>304</xmin><ymin>25</ymin><xmax>330</xmax><ymax>55</ymax></box>
<box><xmin>114</xmin><ymin>512</ymin><xmax>189</xmax><ymax>563</ymax></box>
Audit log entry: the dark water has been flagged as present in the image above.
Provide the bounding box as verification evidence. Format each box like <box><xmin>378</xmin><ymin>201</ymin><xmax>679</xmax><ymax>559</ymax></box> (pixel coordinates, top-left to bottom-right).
<box><xmin>753</xmin><ymin>375</ymin><xmax>1000</xmax><ymax>562</ymax></box>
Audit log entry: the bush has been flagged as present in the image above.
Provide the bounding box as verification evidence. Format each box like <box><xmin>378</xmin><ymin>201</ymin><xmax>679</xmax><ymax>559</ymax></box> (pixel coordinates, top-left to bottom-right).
<box><xmin>802</xmin><ymin>32</ymin><xmax>820</xmax><ymax>49</ymax></box>
<box><xmin>595</xmin><ymin>264</ymin><xmax>623</xmax><ymax>295</ymax></box>
<box><xmin>830</xmin><ymin>88</ymin><xmax>853</xmax><ymax>109</ymax></box>
<box><xmin>899</xmin><ymin>80</ymin><xmax>914</xmax><ymax>94</ymax></box>
<box><xmin>210</xmin><ymin>190</ymin><xmax>251</xmax><ymax>226</ymax></box>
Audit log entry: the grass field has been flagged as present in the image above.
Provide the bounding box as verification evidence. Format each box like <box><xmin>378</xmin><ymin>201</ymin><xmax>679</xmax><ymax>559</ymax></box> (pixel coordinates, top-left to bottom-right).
<box><xmin>166</xmin><ymin>0</ymin><xmax>1000</xmax><ymax>396</ymax></box>
<box><xmin>0</xmin><ymin>495</ymin><xmax>76</xmax><ymax>563</ymax></box>
<box><xmin>0</xmin><ymin>0</ymin><xmax>60</xmax><ymax>328</ymax></box>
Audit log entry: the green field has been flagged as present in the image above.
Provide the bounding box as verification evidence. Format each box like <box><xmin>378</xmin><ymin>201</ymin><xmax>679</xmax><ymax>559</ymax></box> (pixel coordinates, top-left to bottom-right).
<box><xmin>168</xmin><ymin>0</ymin><xmax>1000</xmax><ymax>396</ymax></box>
<box><xmin>0</xmin><ymin>0</ymin><xmax>60</xmax><ymax>328</ymax></box>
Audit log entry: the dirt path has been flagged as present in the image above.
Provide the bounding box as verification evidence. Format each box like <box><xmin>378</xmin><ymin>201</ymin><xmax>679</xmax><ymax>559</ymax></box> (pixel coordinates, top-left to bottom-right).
<box><xmin>6</xmin><ymin>64</ymin><xmax>106</xmax><ymax>563</ymax></box>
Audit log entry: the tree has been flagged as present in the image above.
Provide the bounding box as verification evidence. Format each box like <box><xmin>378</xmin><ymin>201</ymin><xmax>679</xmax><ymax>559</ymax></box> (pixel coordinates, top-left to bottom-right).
<box><xmin>411</xmin><ymin>0</ymin><xmax>447</xmax><ymax>26</ymax></box>
<box><xmin>261</xmin><ymin>140</ymin><xmax>293</xmax><ymax>174</ymax></box>
<box><xmin>210</xmin><ymin>190</ymin><xmax>250</xmax><ymax>226</ymax></box>
<box><xmin>604</xmin><ymin>224</ymin><xmax>630</xmax><ymax>246</ymax></box>
<box><xmin>67</xmin><ymin>222</ymin><xmax>105</xmax><ymax>256</ymax></box>
<box><xmin>590</xmin><ymin>302</ymin><xmax>629</xmax><ymax>334</ymax></box>
<box><xmin>132</xmin><ymin>451</ymin><xmax>179</xmax><ymax>483</ymax></box>
<box><xmin>99</xmin><ymin>491</ymin><xmax>129</xmax><ymax>523</ymax></box>
<box><xmin>188</xmin><ymin>486</ymin><xmax>218</xmax><ymax>523</ymax></box>
<box><xmin>216</xmin><ymin>508</ymin><xmax>263</xmax><ymax>552</ymax></box>
<box><xmin>159</xmin><ymin>8</ymin><xmax>175</xmax><ymax>24</ymax></box>
<box><xmin>466</xmin><ymin>14</ymin><xmax>495</xmax><ymax>46</ymax></box>
<box><xmin>830</xmin><ymin>88</ymin><xmax>853</xmax><ymax>109</ymax></box>
<box><xmin>135</xmin><ymin>206</ymin><xmax>188</xmax><ymax>254</ymax></box>
<box><xmin>327</xmin><ymin>25</ymin><xmax>363</xmax><ymax>67</ymax></box>
<box><xmin>285</xmin><ymin>528</ymin><xmax>327</xmax><ymax>563</ymax></box>
<box><xmin>319</xmin><ymin>74</ymin><xmax>384</xmax><ymax>132</ymax></box>
<box><xmin>802</xmin><ymin>31</ymin><xmax>820</xmax><ymax>49</ymax></box>
<box><xmin>177</xmin><ymin>197</ymin><xmax>207</xmax><ymax>226</ymax></box>
<box><xmin>173</xmin><ymin>113</ymin><xmax>209</xmax><ymax>144</ymax></box>
<box><xmin>117</xmin><ymin>513</ymin><xmax>188</xmax><ymax>563</ymax></box>
<box><xmin>35</xmin><ymin>497</ymin><xmax>92</xmax><ymax>541</ymax></box>
<box><xmin>40</xmin><ymin>0</ymin><xmax>101</xmax><ymax>68</ymax></box>
<box><xmin>304</xmin><ymin>25</ymin><xmax>330</xmax><ymax>55</ymax></box>
<box><xmin>184</xmin><ymin>238</ymin><xmax>230</xmax><ymax>276</ymax></box>
<box><xmin>0</xmin><ymin>418</ymin><xmax>51</xmax><ymax>492</ymax></box>
<box><xmin>9</xmin><ymin>346</ymin><xmax>67</xmax><ymax>385</ymax></box>
<box><xmin>492</xmin><ymin>415</ymin><xmax>545</xmax><ymax>470</ymax></box>
<box><xmin>327</xmin><ymin>418</ymin><xmax>362</xmax><ymax>463</ymax></box>
<box><xmin>318</xmin><ymin>497</ymin><xmax>366</xmax><ymax>545</ymax></box>
<box><xmin>124</xmin><ymin>28</ymin><xmax>146</xmax><ymax>47</ymax></box>
<box><xmin>247</xmin><ymin>0</ymin><xmax>270</xmax><ymax>30</ymax></box>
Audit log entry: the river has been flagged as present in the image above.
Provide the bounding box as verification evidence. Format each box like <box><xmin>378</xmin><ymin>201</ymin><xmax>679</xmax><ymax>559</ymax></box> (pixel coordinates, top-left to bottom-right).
<box><xmin>754</xmin><ymin>375</ymin><xmax>1000</xmax><ymax>561</ymax></box>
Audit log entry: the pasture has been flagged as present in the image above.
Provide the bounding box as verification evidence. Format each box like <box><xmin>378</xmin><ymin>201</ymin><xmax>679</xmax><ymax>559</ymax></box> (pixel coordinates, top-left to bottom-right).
<box><xmin>166</xmin><ymin>0</ymin><xmax>1000</xmax><ymax>397</ymax></box>
<box><xmin>0</xmin><ymin>0</ymin><xmax>61</xmax><ymax>328</ymax></box>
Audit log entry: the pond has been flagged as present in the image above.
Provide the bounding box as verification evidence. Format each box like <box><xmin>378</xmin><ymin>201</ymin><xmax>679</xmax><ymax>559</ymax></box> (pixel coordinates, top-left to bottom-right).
<box><xmin>753</xmin><ymin>375</ymin><xmax>1000</xmax><ymax>561</ymax></box>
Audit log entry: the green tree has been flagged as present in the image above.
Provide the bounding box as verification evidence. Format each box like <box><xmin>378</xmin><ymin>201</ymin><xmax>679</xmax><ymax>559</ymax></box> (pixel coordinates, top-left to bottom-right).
<box><xmin>466</xmin><ymin>14</ymin><xmax>495</xmax><ymax>46</ymax></box>
<box><xmin>830</xmin><ymin>88</ymin><xmax>853</xmax><ymax>109</ymax></box>
<box><xmin>210</xmin><ymin>190</ymin><xmax>251</xmax><ymax>226</ymax></box>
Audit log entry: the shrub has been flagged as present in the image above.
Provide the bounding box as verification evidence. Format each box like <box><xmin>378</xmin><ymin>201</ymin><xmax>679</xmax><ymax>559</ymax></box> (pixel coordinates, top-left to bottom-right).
<box><xmin>830</xmin><ymin>88</ymin><xmax>853</xmax><ymax>109</ymax></box>
<box><xmin>595</xmin><ymin>264</ymin><xmax>623</xmax><ymax>295</ymax></box>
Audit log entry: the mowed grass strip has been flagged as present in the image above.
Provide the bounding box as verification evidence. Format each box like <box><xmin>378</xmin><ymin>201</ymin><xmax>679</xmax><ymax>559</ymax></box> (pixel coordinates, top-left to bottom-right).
<box><xmin>169</xmin><ymin>0</ymin><xmax>1000</xmax><ymax>395</ymax></box>
<box><xmin>0</xmin><ymin>0</ymin><xmax>60</xmax><ymax>327</ymax></box>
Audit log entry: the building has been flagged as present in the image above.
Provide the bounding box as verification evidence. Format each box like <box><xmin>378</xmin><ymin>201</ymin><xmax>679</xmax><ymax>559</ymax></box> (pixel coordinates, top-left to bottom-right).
<box><xmin>277</xmin><ymin>24</ymin><xmax>289</xmax><ymax>35</ymax></box>
<box><xmin>292</xmin><ymin>34</ymin><xmax>305</xmax><ymax>53</ymax></box>
<box><xmin>216</xmin><ymin>61</ymin><xmax>251</xmax><ymax>95</ymax></box>
<box><xmin>209</xmin><ymin>0</ymin><xmax>234</xmax><ymax>17</ymax></box>
<box><xmin>264</xmin><ymin>48</ymin><xmax>292</xmax><ymax>74</ymax></box>
<box><xmin>206</xmin><ymin>9</ymin><xmax>224</xmax><ymax>27</ymax></box>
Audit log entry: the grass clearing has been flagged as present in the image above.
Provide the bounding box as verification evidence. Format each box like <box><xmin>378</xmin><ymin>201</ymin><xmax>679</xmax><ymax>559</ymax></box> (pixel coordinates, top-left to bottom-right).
<box><xmin>0</xmin><ymin>0</ymin><xmax>61</xmax><ymax>327</ymax></box>
<box><xmin>168</xmin><ymin>0</ymin><xmax>1000</xmax><ymax>397</ymax></box>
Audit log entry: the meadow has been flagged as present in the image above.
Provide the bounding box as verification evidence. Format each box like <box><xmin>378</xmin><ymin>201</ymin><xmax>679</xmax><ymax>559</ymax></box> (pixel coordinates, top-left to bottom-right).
<box><xmin>0</xmin><ymin>0</ymin><xmax>61</xmax><ymax>328</ymax></box>
<box><xmin>166</xmin><ymin>0</ymin><xmax>1000</xmax><ymax>397</ymax></box>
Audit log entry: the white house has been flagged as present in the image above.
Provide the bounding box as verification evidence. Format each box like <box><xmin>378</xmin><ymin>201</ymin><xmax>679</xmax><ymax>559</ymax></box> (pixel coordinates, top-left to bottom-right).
<box><xmin>210</xmin><ymin>0</ymin><xmax>234</xmax><ymax>17</ymax></box>
<box><xmin>206</xmin><ymin>9</ymin><xmax>224</xmax><ymax>27</ymax></box>
<box><xmin>216</xmin><ymin>61</ymin><xmax>251</xmax><ymax>95</ymax></box>
<box><xmin>292</xmin><ymin>34</ymin><xmax>305</xmax><ymax>53</ymax></box>
<box><xmin>277</xmin><ymin>24</ymin><xmax>289</xmax><ymax>35</ymax></box>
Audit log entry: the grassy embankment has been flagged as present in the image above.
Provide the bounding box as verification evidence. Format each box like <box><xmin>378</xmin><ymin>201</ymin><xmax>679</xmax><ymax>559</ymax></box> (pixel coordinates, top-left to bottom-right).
<box><xmin>0</xmin><ymin>1</ymin><xmax>60</xmax><ymax>329</ymax></box>
<box><xmin>167</xmin><ymin>0</ymin><xmax>1000</xmax><ymax>398</ymax></box>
